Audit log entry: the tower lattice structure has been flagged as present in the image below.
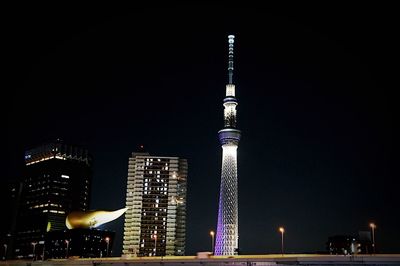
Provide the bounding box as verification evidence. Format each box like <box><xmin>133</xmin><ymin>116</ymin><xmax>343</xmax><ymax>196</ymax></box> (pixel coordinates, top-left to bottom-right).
<box><xmin>214</xmin><ymin>35</ymin><xmax>241</xmax><ymax>256</ymax></box>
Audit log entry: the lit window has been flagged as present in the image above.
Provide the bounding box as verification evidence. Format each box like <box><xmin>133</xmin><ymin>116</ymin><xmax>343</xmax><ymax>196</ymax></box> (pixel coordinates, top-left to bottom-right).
<box><xmin>61</xmin><ymin>175</ymin><xmax>69</xmax><ymax>179</ymax></box>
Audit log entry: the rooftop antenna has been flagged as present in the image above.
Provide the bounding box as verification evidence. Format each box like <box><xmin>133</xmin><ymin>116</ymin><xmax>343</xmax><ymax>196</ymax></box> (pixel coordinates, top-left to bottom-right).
<box><xmin>228</xmin><ymin>35</ymin><xmax>235</xmax><ymax>84</ymax></box>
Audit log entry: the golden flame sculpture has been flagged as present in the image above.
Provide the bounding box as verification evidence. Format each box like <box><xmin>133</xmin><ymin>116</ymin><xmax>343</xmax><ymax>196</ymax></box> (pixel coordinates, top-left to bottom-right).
<box><xmin>66</xmin><ymin>207</ymin><xmax>128</xmax><ymax>229</ymax></box>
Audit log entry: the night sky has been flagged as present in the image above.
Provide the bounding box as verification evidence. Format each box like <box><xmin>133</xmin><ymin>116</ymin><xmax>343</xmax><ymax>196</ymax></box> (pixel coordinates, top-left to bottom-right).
<box><xmin>5</xmin><ymin>4</ymin><xmax>398</xmax><ymax>255</ymax></box>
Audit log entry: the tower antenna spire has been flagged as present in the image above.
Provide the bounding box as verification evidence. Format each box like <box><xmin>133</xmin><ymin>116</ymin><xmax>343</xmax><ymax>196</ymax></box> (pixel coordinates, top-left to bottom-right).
<box><xmin>228</xmin><ymin>35</ymin><xmax>235</xmax><ymax>84</ymax></box>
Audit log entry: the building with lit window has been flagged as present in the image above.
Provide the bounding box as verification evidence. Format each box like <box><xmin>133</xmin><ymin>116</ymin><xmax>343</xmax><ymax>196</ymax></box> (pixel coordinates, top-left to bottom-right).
<box><xmin>45</xmin><ymin>228</ymin><xmax>114</xmax><ymax>259</ymax></box>
<box><xmin>123</xmin><ymin>148</ymin><xmax>187</xmax><ymax>257</ymax></box>
<box><xmin>327</xmin><ymin>232</ymin><xmax>373</xmax><ymax>255</ymax></box>
<box><xmin>13</xmin><ymin>139</ymin><xmax>92</xmax><ymax>259</ymax></box>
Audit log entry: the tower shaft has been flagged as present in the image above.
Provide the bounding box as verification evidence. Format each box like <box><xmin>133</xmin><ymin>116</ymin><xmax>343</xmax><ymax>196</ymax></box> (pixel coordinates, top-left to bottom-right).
<box><xmin>214</xmin><ymin>35</ymin><xmax>241</xmax><ymax>256</ymax></box>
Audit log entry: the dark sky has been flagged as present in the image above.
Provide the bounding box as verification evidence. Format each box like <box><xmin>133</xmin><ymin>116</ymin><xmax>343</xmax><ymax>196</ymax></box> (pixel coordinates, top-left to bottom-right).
<box><xmin>5</xmin><ymin>3</ymin><xmax>398</xmax><ymax>255</ymax></box>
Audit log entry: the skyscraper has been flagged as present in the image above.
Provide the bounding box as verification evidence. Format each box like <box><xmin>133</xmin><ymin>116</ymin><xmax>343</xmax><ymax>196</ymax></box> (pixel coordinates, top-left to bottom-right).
<box><xmin>14</xmin><ymin>140</ymin><xmax>92</xmax><ymax>259</ymax></box>
<box><xmin>214</xmin><ymin>35</ymin><xmax>241</xmax><ymax>256</ymax></box>
<box><xmin>123</xmin><ymin>148</ymin><xmax>187</xmax><ymax>257</ymax></box>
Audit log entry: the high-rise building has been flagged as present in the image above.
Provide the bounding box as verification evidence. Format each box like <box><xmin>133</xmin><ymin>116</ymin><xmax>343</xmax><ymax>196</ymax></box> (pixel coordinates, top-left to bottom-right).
<box><xmin>214</xmin><ymin>35</ymin><xmax>241</xmax><ymax>256</ymax></box>
<box><xmin>13</xmin><ymin>139</ymin><xmax>92</xmax><ymax>259</ymax></box>
<box><xmin>123</xmin><ymin>148</ymin><xmax>187</xmax><ymax>257</ymax></box>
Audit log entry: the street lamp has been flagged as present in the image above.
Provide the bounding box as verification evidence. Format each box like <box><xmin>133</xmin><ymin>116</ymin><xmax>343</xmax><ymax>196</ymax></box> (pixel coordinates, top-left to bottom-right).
<box><xmin>39</xmin><ymin>240</ymin><xmax>45</xmax><ymax>261</ymax></box>
<box><xmin>209</xmin><ymin>231</ymin><xmax>215</xmax><ymax>254</ymax></box>
<box><xmin>369</xmin><ymin>223</ymin><xmax>376</xmax><ymax>254</ymax></box>
<box><xmin>65</xmin><ymin>240</ymin><xmax>70</xmax><ymax>258</ymax></box>
<box><xmin>153</xmin><ymin>234</ymin><xmax>157</xmax><ymax>256</ymax></box>
<box><xmin>42</xmin><ymin>243</ymin><xmax>45</xmax><ymax>261</ymax></box>
<box><xmin>279</xmin><ymin>227</ymin><xmax>285</xmax><ymax>256</ymax></box>
<box><xmin>105</xmin><ymin>237</ymin><xmax>110</xmax><ymax>257</ymax></box>
<box><xmin>3</xmin><ymin>244</ymin><xmax>7</xmax><ymax>260</ymax></box>
<box><xmin>31</xmin><ymin>242</ymin><xmax>37</xmax><ymax>261</ymax></box>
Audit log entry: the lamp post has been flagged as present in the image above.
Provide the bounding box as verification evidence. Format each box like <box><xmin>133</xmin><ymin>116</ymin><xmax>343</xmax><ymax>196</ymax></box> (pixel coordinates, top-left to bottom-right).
<box><xmin>3</xmin><ymin>244</ymin><xmax>7</xmax><ymax>260</ymax></box>
<box><xmin>369</xmin><ymin>223</ymin><xmax>376</xmax><ymax>254</ymax></box>
<box><xmin>65</xmin><ymin>240</ymin><xmax>69</xmax><ymax>258</ymax></box>
<box><xmin>42</xmin><ymin>243</ymin><xmax>45</xmax><ymax>261</ymax></box>
<box><xmin>39</xmin><ymin>240</ymin><xmax>45</xmax><ymax>261</ymax></box>
<box><xmin>279</xmin><ymin>227</ymin><xmax>285</xmax><ymax>256</ymax></box>
<box><xmin>31</xmin><ymin>242</ymin><xmax>37</xmax><ymax>261</ymax></box>
<box><xmin>105</xmin><ymin>237</ymin><xmax>110</xmax><ymax>257</ymax></box>
<box><xmin>210</xmin><ymin>231</ymin><xmax>215</xmax><ymax>254</ymax></box>
<box><xmin>153</xmin><ymin>234</ymin><xmax>157</xmax><ymax>256</ymax></box>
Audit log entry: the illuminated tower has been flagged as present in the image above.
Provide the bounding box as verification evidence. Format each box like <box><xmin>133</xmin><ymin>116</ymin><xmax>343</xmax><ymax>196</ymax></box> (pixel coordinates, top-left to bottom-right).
<box><xmin>214</xmin><ymin>35</ymin><xmax>241</xmax><ymax>255</ymax></box>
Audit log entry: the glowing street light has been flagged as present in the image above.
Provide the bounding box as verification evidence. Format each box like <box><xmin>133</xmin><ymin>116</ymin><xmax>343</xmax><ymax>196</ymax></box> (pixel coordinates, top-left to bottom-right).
<box><xmin>65</xmin><ymin>240</ymin><xmax>70</xmax><ymax>258</ymax></box>
<box><xmin>279</xmin><ymin>227</ymin><xmax>285</xmax><ymax>256</ymax></box>
<box><xmin>31</xmin><ymin>242</ymin><xmax>37</xmax><ymax>261</ymax></box>
<box><xmin>3</xmin><ymin>244</ymin><xmax>7</xmax><ymax>260</ymax></box>
<box><xmin>210</xmin><ymin>231</ymin><xmax>215</xmax><ymax>254</ymax></box>
<box><xmin>369</xmin><ymin>223</ymin><xmax>377</xmax><ymax>254</ymax></box>
<box><xmin>39</xmin><ymin>240</ymin><xmax>45</xmax><ymax>261</ymax></box>
<box><xmin>105</xmin><ymin>237</ymin><xmax>110</xmax><ymax>257</ymax></box>
<box><xmin>152</xmin><ymin>234</ymin><xmax>157</xmax><ymax>256</ymax></box>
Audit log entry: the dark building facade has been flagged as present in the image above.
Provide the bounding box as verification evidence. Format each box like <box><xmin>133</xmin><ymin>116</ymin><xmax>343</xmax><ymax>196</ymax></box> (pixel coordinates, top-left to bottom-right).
<box><xmin>327</xmin><ymin>233</ymin><xmax>373</xmax><ymax>255</ymax></box>
<box><xmin>13</xmin><ymin>140</ymin><xmax>92</xmax><ymax>259</ymax></box>
<box><xmin>45</xmin><ymin>229</ymin><xmax>114</xmax><ymax>259</ymax></box>
<box><xmin>327</xmin><ymin>235</ymin><xmax>359</xmax><ymax>255</ymax></box>
<box><xmin>0</xmin><ymin>180</ymin><xmax>23</xmax><ymax>260</ymax></box>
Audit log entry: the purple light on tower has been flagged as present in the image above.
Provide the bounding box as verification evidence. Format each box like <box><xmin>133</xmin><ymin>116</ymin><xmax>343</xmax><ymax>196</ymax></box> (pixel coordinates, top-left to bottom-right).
<box><xmin>214</xmin><ymin>35</ymin><xmax>241</xmax><ymax>256</ymax></box>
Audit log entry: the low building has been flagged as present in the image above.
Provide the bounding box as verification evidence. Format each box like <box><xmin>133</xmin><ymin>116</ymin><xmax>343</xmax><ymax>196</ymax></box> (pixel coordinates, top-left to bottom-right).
<box><xmin>45</xmin><ymin>229</ymin><xmax>114</xmax><ymax>259</ymax></box>
<box><xmin>327</xmin><ymin>233</ymin><xmax>373</xmax><ymax>255</ymax></box>
<box><xmin>327</xmin><ymin>235</ymin><xmax>359</xmax><ymax>255</ymax></box>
